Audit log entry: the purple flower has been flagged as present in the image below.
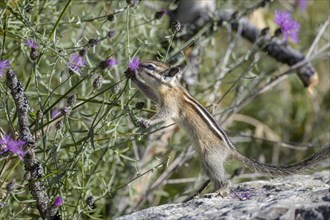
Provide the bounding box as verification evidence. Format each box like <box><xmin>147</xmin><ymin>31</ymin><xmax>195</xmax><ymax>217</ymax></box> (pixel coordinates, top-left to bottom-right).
<box><xmin>62</xmin><ymin>107</ymin><xmax>70</xmax><ymax>115</ymax></box>
<box><xmin>297</xmin><ymin>0</ymin><xmax>309</xmax><ymax>11</ymax></box>
<box><xmin>0</xmin><ymin>60</ymin><xmax>11</xmax><ymax>77</ymax></box>
<box><xmin>274</xmin><ymin>11</ymin><xmax>300</xmax><ymax>43</ymax></box>
<box><xmin>25</xmin><ymin>39</ymin><xmax>39</xmax><ymax>49</ymax></box>
<box><xmin>68</xmin><ymin>53</ymin><xmax>87</xmax><ymax>73</ymax></box>
<box><xmin>54</xmin><ymin>196</ymin><xmax>63</xmax><ymax>207</ymax></box>
<box><xmin>51</xmin><ymin>108</ymin><xmax>61</xmax><ymax>119</ymax></box>
<box><xmin>51</xmin><ymin>107</ymin><xmax>70</xmax><ymax>119</ymax></box>
<box><xmin>106</xmin><ymin>58</ymin><xmax>118</xmax><ymax>67</ymax></box>
<box><xmin>236</xmin><ymin>192</ymin><xmax>252</xmax><ymax>200</ymax></box>
<box><xmin>0</xmin><ymin>134</ymin><xmax>26</xmax><ymax>160</ymax></box>
<box><xmin>230</xmin><ymin>189</ymin><xmax>254</xmax><ymax>201</ymax></box>
<box><xmin>128</xmin><ymin>57</ymin><xmax>140</xmax><ymax>71</ymax></box>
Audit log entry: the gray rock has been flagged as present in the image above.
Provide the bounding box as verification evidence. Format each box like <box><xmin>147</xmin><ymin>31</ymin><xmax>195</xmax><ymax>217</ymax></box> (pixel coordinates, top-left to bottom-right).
<box><xmin>117</xmin><ymin>171</ymin><xmax>330</xmax><ymax>220</ymax></box>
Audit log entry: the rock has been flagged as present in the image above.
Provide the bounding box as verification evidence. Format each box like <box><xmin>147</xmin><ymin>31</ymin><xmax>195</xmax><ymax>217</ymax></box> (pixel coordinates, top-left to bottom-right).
<box><xmin>117</xmin><ymin>171</ymin><xmax>330</xmax><ymax>220</ymax></box>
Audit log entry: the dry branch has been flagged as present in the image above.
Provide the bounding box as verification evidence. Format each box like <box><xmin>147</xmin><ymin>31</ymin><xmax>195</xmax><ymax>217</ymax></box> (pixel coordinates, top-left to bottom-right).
<box><xmin>222</xmin><ymin>13</ymin><xmax>318</xmax><ymax>87</ymax></box>
<box><xmin>172</xmin><ymin>3</ymin><xmax>318</xmax><ymax>88</ymax></box>
<box><xmin>6</xmin><ymin>70</ymin><xmax>58</xmax><ymax>219</ymax></box>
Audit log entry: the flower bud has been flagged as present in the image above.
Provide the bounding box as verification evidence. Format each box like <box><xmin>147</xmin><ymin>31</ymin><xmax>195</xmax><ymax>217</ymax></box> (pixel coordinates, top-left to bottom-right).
<box><xmin>86</xmin><ymin>195</ymin><xmax>95</xmax><ymax>207</ymax></box>
<box><xmin>261</xmin><ymin>27</ymin><xmax>270</xmax><ymax>36</ymax></box>
<box><xmin>112</xmin><ymin>84</ymin><xmax>120</xmax><ymax>94</ymax></box>
<box><xmin>171</xmin><ymin>20</ymin><xmax>181</xmax><ymax>32</ymax></box>
<box><xmin>36</xmin><ymin>109</ymin><xmax>43</xmax><ymax>120</ymax></box>
<box><xmin>79</xmin><ymin>49</ymin><xmax>87</xmax><ymax>56</ymax></box>
<box><xmin>56</xmin><ymin>120</ymin><xmax>64</xmax><ymax>130</ymax></box>
<box><xmin>93</xmin><ymin>75</ymin><xmax>103</xmax><ymax>89</ymax></box>
<box><xmin>99</xmin><ymin>60</ymin><xmax>108</xmax><ymax>70</ymax></box>
<box><xmin>274</xmin><ymin>28</ymin><xmax>282</xmax><ymax>37</ymax></box>
<box><xmin>125</xmin><ymin>68</ymin><xmax>135</xmax><ymax>79</ymax></box>
<box><xmin>126</xmin><ymin>0</ymin><xmax>139</xmax><ymax>7</ymax></box>
<box><xmin>54</xmin><ymin>196</ymin><xmax>63</xmax><ymax>207</ymax></box>
<box><xmin>88</xmin><ymin>39</ymin><xmax>99</xmax><ymax>47</ymax></box>
<box><xmin>67</xmin><ymin>95</ymin><xmax>77</xmax><ymax>107</ymax></box>
<box><xmin>6</xmin><ymin>180</ymin><xmax>16</xmax><ymax>192</ymax></box>
<box><xmin>135</xmin><ymin>102</ymin><xmax>145</xmax><ymax>110</ymax></box>
<box><xmin>107</xmin><ymin>30</ymin><xmax>117</xmax><ymax>39</ymax></box>
<box><xmin>107</xmin><ymin>14</ymin><xmax>115</xmax><ymax>22</ymax></box>
<box><xmin>30</xmin><ymin>49</ymin><xmax>39</xmax><ymax>61</ymax></box>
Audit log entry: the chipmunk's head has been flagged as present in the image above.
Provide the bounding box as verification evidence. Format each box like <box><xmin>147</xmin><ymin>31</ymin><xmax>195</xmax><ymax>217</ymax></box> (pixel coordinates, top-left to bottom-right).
<box><xmin>137</xmin><ymin>60</ymin><xmax>186</xmax><ymax>88</ymax></box>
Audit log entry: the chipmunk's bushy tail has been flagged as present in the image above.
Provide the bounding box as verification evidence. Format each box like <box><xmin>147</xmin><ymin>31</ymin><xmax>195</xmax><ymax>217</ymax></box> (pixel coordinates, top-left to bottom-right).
<box><xmin>232</xmin><ymin>146</ymin><xmax>330</xmax><ymax>176</ymax></box>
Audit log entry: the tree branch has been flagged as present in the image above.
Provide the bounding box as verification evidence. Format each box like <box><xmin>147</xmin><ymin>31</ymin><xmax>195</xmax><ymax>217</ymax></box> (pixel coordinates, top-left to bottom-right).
<box><xmin>171</xmin><ymin>1</ymin><xmax>319</xmax><ymax>88</ymax></box>
<box><xmin>223</xmin><ymin>14</ymin><xmax>318</xmax><ymax>87</ymax></box>
<box><xmin>6</xmin><ymin>70</ymin><xmax>58</xmax><ymax>219</ymax></box>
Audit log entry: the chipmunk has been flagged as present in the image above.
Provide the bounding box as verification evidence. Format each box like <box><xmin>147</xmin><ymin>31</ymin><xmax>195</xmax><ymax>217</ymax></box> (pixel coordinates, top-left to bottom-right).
<box><xmin>129</xmin><ymin>60</ymin><xmax>330</xmax><ymax>195</ymax></box>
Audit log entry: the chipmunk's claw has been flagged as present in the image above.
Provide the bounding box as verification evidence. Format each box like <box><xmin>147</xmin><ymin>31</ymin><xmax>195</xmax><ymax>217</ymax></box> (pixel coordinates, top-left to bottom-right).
<box><xmin>203</xmin><ymin>187</ymin><xmax>230</xmax><ymax>198</ymax></box>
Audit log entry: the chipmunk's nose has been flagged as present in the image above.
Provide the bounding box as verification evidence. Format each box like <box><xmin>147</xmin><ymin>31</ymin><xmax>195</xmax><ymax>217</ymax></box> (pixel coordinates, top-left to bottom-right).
<box><xmin>137</xmin><ymin>64</ymin><xmax>142</xmax><ymax>71</ymax></box>
<box><xmin>137</xmin><ymin>63</ymin><xmax>146</xmax><ymax>71</ymax></box>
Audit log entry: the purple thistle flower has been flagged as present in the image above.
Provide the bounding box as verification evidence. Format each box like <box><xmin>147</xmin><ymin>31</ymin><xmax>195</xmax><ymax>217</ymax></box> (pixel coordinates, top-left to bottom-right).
<box><xmin>54</xmin><ymin>196</ymin><xmax>63</xmax><ymax>207</ymax></box>
<box><xmin>0</xmin><ymin>134</ymin><xmax>26</xmax><ymax>160</ymax></box>
<box><xmin>0</xmin><ymin>60</ymin><xmax>11</xmax><ymax>77</ymax></box>
<box><xmin>62</xmin><ymin>107</ymin><xmax>70</xmax><ymax>115</ymax></box>
<box><xmin>128</xmin><ymin>57</ymin><xmax>140</xmax><ymax>71</ymax></box>
<box><xmin>106</xmin><ymin>58</ymin><xmax>119</xmax><ymax>67</ymax></box>
<box><xmin>68</xmin><ymin>53</ymin><xmax>87</xmax><ymax>73</ymax></box>
<box><xmin>25</xmin><ymin>39</ymin><xmax>39</xmax><ymax>49</ymax></box>
<box><xmin>229</xmin><ymin>188</ymin><xmax>256</xmax><ymax>201</ymax></box>
<box><xmin>51</xmin><ymin>108</ymin><xmax>61</xmax><ymax>119</ymax></box>
<box><xmin>236</xmin><ymin>192</ymin><xmax>252</xmax><ymax>200</ymax></box>
<box><xmin>297</xmin><ymin>0</ymin><xmax>309</xmax><ymax>11</ymax></box>
<box><xmin>274</xmin><ymin>11</ymin><xmax>300</xmax><ymax>43</ymax></box>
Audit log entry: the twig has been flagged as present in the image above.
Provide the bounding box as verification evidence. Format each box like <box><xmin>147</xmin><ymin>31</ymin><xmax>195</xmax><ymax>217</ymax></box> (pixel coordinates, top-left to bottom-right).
<box><xmin>215</xmin><ymin>55</ymin><xmax>260</xmax><ymax>107</ymax></box>
<box><xmin>207</xmin><ymin>23</ymin><xmax>240</xmax><ymax>104</ymax></box>
<box><xmin>6</xmin><ymin>70</ymin><xmax>58</xmax><ymax>218</ymax></box>
<box><xmin>231</xmin><ymin>133</ymin><xmax>313</xmax><ymax>151</ymax></box>
<box><xmin>151</xmin><ymin>147</ymin><xmax>195</xmax><ymax>190</ymax></box>
<box><xmin>133</xmin><ymin>146</ymin><xmax>195</xmax><ymax>210</ymax></box>
<box><xmin>219</xmin><ymin>57</ymin><xmax>311</xmax><ymax>123</ymax></box>
<box><xmin>217</xmin><ymin>12</ymin><xmax>318</xmax><ymax>87</ymax></box>
<box><xmin>113</xmin><ymin>159</ymin><xmax>168</xmax><ymax>192</ymax></box>
<box><xmin>183</xmin><ymin>180</ymin><xmax>210</xmax><ymax>203</ymax></box>
<box><xmin>172</xmin><ymin>1</ymin><xmax>319</xmax><ymax>88</ymax></box>
<box><xmin>306</xmin><ymin>18</ymin><xmax>330</xmax><ymax>58</ymax></box>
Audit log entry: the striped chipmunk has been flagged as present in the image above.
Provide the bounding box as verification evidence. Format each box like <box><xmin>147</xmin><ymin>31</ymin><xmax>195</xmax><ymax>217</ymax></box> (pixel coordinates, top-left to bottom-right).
<box><xmin>129</xmin><ymin>59</ymin><xmax>330</xmax><ymax>196</ymax></box>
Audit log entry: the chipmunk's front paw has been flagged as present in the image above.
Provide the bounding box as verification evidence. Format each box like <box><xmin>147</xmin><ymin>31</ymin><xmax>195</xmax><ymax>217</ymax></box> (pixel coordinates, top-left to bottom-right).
<box><xmin>136</xmin><ymin>117</ymin><xmax>150</xmax><ymax>129</ymax></box>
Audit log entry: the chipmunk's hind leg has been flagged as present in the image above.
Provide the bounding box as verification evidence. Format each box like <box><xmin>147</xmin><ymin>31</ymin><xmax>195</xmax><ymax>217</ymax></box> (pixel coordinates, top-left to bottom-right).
<box><xmin>202</xmin><ymin>148</ymin><xmax>230</xmax><ymax>197</ymax></box>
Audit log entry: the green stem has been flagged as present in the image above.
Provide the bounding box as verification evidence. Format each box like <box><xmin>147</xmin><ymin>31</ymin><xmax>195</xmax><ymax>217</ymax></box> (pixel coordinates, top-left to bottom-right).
<box><xmin>25</xmin><ymin>0</ymin><xmax>72</xmax><ymax>91</ymax></box>
<box><xmin>126</xmin><ymin>6</ymin><xmax>131</xmax><ymax>60</ymax></box>
<box><xmin>0</xmin><ymin>159</ymin><xmax>21</xmax><ymax>189</ymax></box>
<box><xmin>48</xmin><ymin>0</ymin><xmax>72</xmax><ymax>39</ymax></box>
<box><xmin>164</xmin><ymin>31</ymin><xmax>176</xmax><ymax>62</ymax></box>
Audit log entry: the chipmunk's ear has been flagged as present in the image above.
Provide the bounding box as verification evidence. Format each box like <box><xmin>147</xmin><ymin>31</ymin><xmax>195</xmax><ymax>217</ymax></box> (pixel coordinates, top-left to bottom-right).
<box><xmin>166</xmin><ymin>63</ymin><xmax>186</xmax><ymax>78</ymax></box>
<box><xmin>161</xmin><ymin>63</ymin><xmax>187</xmax><ymax>85</ymax></box>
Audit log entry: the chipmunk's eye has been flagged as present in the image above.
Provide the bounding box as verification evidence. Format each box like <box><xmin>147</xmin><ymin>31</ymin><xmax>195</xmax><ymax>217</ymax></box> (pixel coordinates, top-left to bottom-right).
<box><xmin>146</xmin><ymin>64</ymin><xmax>155</xmax><ymax>71</ymax></box>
